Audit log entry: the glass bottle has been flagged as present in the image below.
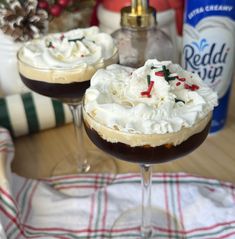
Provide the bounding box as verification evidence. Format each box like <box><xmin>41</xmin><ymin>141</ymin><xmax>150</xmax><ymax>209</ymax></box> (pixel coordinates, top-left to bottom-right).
<box><xmin>112</xmin><ymin>0</ymin><xmax>174</xmax><ymax>68</ymax></box>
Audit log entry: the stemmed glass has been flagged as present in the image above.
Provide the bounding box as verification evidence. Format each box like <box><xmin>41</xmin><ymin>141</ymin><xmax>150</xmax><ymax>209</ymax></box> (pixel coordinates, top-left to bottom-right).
<box><xmin>17</xmin><ymin>38</ymin><xmax>118</xmax><ymax>195</ymax></box>
<box><xmin>83</xmin><ymin>95</ymin><xmax>213</xmax><ymax>238</ymax></box>
<box><xmin>82</xmin><ymin>53</ymin><xmax>218</xmax><ymax>236</ymax></box>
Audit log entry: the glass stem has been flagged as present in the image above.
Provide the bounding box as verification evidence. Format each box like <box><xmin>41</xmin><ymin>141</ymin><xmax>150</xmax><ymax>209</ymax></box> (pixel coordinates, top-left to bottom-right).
<box><xmin>69</xmin><ymin>104</ymin><xmax>90</xmax><ymax>173</ymax></box>
<box><xmin>140</xmin><ymin>164</ymin><xmax>152</xmax><ymax>238</ymax></box>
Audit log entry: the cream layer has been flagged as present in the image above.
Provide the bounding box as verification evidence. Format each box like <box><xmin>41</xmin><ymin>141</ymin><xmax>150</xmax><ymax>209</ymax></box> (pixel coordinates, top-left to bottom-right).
<box><xmin>17</xmin><ymin>49</ymin><xmax>118</xmax><ymax>84</ymax></box>
<box><xmin>83</xmin><ymin>107</ymin><xmax>212</xmax><ymax>147</ymax></box>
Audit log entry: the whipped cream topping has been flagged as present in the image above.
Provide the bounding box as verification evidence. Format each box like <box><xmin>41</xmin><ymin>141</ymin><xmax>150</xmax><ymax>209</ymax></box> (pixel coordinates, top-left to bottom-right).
<box><xmin>17</xmin><ymin>27</ymin><xmax>118</xmax><ymax>84</ymax></box>
<box><xmin>19</xmin><ymin>26</ymin><xmax>116</xmax><ymax>68</ymax></box>
<box><xmin>84</xmin><ymin>59</ymin><xmax>218</xmax><ymax>139</ymax></box>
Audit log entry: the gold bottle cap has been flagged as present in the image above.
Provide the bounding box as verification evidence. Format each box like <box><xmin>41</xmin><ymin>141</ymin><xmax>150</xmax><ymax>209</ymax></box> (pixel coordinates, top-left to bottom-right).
<box><xmin>120</xmin><ymin>0</ymin><xmax>156</xmax><ymax>28</ymax></box>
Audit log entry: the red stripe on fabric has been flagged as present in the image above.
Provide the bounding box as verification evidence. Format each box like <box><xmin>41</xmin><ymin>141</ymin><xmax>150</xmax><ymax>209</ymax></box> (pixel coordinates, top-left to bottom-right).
<box><xmin>87</xmin><ymin>174</ymin><xmax>98</xmax><ymax>239</ymax></box>
<box><xmin>111</xmin><ymin>226</ymin><xmax>140</xmax><ymax>233</ymax></box>
<box><xmin>0</xmin><ymin>148</ymin><xmax>9</xmax><ymax>153</ymax></box>
<box><xmin>232</xmin><ymin>186</ymin><xmax>235</xmax><ymax>203</ymax></box>
<box><xmin>0</xmin><ymin>187</ymin><xmax>17</xmax><ymax>206</ymax></box>
<box><xmin>15</xmin><ymin>182</ymin><xmax>39</xmax><ymax>239</ymax></box>
<box><xmin>116</xmin><ymin>174</ymin><xmax>140</xmax><ymax>181</ymax></box>
<box><xmin>0</xmin><ymin>149</ymin><xmax>14</xmax><ymax>155</ymax></box>
<box><xmin>16</xmin><ymin>179</ymin><xmax>28</xmax><ymax>202</ymax></box>
<box><xmin>24</xmin><ymin>224</ymin><xmax>139</xmax><ymax>234</ymax></box>
<box><xmin>0</xmin><ymin>206</ymin><xmax>25</xmax><ymax>237</ymax></box>
<box><xmin>163</xmin><ymin>173</ymin><xmax>172</xmax><ymax>239</ymax></box>
<box><xmin>5</xmin><ymin>220</ymin><xmax>13</xmax><ymax>234</ymax></box>
<box><xmin>5</xmin><ymin>179</ymin><xmax>28</xmax><ymax>234</ymax></box>
<box><xmin>22</xmin><ymin>182</ymin><xmax>39</xmax><ymax>222</ymax></box>
<box><xmin>185</xmin><ymin>221</ymin><xmax>235</xmax><ymax>234</ymax></box>
<box><xmin>43</xmin><ymin>174</ymin><xmax>115</xmax><ymax>182</ymax></box>
<box><xmin>101</xmin><ymin>188</ymin><xmax>108</xmax><ymax>228</ymax></box>
<box><xmin>54</xmin><ymin>184</ymin><xmax>102</xmax><ymax>190</ymax></box>
<box><xmin>220</xmin><ymin>181</ymin><xmax>235</xmax><ymax>203</ymax></box>
<box><xmin>0</xmin><ymin>139</ymin><xmax>9</xmax><ymax>144</ymax></box>
<box><xmin>216</xmin><ymin>231</ymin><xmax>235</xmax><ymax>239</ymax></box>
<box><xmin>152</xmin><ymin>220</ymin><xmax>235</xmax><ymax>234</ymax></box>
<box><xmin>176</xmin><ymin>173</ymin><xmax>184</xmax><ymax>229</ymax></box>
<box><xmin>19</xmin><ymin>220</ymin><xmax>235</xmax><ymax>235</ymax></box>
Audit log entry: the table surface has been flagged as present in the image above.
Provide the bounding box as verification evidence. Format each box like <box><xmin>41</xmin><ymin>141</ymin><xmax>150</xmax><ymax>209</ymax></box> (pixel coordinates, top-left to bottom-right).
<box><xmin>12</xmin><ymin>83</ymin><xmax>235</xmax><ymax>184</ymax></box>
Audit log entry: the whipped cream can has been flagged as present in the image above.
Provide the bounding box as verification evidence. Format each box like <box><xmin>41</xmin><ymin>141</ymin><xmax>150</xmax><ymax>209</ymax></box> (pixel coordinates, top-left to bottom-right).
<box><xmin>182</xmin><ymin>0</ymin><xmax>235</xmax><ymax>133</ymax></box>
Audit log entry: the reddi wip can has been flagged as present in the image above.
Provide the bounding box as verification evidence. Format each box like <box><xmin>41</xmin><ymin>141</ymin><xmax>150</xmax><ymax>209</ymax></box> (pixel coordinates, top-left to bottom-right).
<box><xmin>182</xmin><ymin>0</ymin><xmax>235</xmax><ymax>133</ymax></box>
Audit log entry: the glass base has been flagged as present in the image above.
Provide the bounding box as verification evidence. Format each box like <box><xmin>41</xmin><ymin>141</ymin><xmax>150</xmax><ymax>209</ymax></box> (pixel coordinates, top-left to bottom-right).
<box><xmin>110</xmin><ymin>207</ymin><xmax>185</xmax><ymax>239</ymax></box>
<box><xmin>51</xmin><ymin>149</ymin><xmax>117</xmax><ymax>197</ymax></box>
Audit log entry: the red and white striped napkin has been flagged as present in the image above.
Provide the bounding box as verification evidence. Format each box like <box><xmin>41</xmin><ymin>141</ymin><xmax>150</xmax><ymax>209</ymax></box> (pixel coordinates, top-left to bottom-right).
<box><xmin>0</xmin><ymin>127</ymin><xmax>235</xmax><ymax>239</ymax></box>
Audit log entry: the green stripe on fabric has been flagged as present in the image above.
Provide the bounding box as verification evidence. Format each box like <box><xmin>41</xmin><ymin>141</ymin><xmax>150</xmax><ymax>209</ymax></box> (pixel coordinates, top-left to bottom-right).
<box><xmin>7</xmin><ymin>181</ymin><xmax>33</xmax><ymax>239</ymax></box>
<box><xmin>52</xmin><ymin>99</ymin><xmax>65</xmax><ymax>126</ymax></box>
<box><xmin>8</xmin><ymin>180</ymin><xmax>33</xmax><ymax>239</ymax></box>
<box><xmin>49</xmin><ymin>178</ymin><xmax>228</xmax><ymax>190</ymax></box>
<box><xmin>24</xmin><ymin>230</ymin><xmax>81</xmax><ymax>239</ymax></box>
<box><xmin>187</xmin><ymin>225</ymin><xmax>235</xmax><ymax>239</ymax></box>
<box><xmin>95</xmin><ymin>183</ymin><xmax>104</xmax><ymax>232</ymax></box>
<box><xmin>21</xmin><ymin>181</ymin><xmax>33</xmax><ymax>215</ymax></box>
<box><xmin>0</xmin><ymin>98</ymin><xmax>13</xmax><ymax>135</ymax></box>
<box><xmin>0</xmin><ymin>197</ymin><xmax>17</xmax><ymax>215</ymax></box>
<box><xmin>7</xmin><ymin>226</ymin><xmax>19</xmax><ymax>239</ymax></box>
<box><xmin>21</xmin><ymin>93</ymin><xmax>39</xmax><ymax>134</ymax></box>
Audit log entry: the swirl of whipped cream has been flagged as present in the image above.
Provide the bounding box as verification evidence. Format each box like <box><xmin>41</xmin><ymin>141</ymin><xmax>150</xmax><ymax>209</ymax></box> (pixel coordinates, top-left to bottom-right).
<box><xmin>84</xmin><ymin>59</ymin><xmax>218</xmax><ymax>146</ymax></box>
<box><xmin>17</xmin><ymin>27</ymin><xmax>118</xmax><ymax>83</ymax></box>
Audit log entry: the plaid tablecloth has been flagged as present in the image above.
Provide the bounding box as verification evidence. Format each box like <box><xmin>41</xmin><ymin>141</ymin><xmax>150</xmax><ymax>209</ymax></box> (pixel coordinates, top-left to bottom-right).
<box><xmin>0</xmin><ymin>127</ymin><xmax>235</xmax><ymax>239</ymax></box>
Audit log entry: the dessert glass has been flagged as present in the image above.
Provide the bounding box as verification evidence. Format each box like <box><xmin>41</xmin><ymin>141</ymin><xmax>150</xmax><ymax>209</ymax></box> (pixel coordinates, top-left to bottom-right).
<box><xmin>17</xmin><ymin>32</ymin><xmax>118</xmax><ymax>193</ymax></box>
<box><xmin>82</xmin><ymin>60</ymin><xmax>217</xmax><ymax>238</ymax></box>
<box><xmin>83</xmin><ymin>104</ymin><xmax>212</xmax><ymax>238</ymax></box>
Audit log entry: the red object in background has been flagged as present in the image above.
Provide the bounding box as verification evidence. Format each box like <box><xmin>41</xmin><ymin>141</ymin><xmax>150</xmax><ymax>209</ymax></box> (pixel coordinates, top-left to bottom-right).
<box><xmin>50</xmin><ymin>4</ymin><xmax>63</xmax><ymax>17</ymax></box>
<box><xmin>38</xmin><ymin>0</ymin><xmax>49</xmax><ymax>10</ymax></box>
<box><xmin>90</xmin><ymin>0</ymin><xmax>101</xmax><ymax>26</ymax></box>
<box><xmin>57</xmin><ymin>0</ymin><xmax>70</xmax><ymax>7</ymax></box>
<box><xmin>90</xmin><ymin>0</ymin><xmax>184</xmax><ymax>35</ymax></box>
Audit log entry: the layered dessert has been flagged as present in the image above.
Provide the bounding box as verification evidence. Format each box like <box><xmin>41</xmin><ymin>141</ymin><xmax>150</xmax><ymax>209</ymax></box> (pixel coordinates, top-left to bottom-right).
<box><xmin>83</xmin><ymin>59</ymin><xmax>218</xmax><ymax>164</ymax></box>
<box><xmin>17</xmin><ymin>26</ymin><xmax>118</xmax><ymax>102</ymax></box>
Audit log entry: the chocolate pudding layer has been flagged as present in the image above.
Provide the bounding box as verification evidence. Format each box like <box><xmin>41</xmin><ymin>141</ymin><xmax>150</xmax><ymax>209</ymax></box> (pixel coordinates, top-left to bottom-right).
<box><xmin>20</xmin><ymin>74</ymin><xmax>90</xmax><ymax>101</ymax></box>
<box><xmin>84</xmin><ymin>119</ymin><xmax>211</xmax><ymax>164</ymax></box>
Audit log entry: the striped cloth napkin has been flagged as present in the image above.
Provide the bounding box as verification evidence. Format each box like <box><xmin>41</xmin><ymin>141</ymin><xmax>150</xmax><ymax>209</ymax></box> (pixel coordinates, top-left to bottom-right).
<box><xmin>0</xmin><ymin>127</ymin><xmax>235</xmax><ymax>239</ymax></box>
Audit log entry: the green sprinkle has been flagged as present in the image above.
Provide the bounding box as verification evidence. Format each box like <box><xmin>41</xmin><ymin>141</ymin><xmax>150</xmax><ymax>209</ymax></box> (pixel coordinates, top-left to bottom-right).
<box><xmin>168</xmin><ymin>76</ymin><xmax>177</xmax><ymax>81</ymax></box>
<box><xmin>68</xmin><ymin>37</ymin><xmax>85</xmax><ymax>42</ymax></box>
<box><xmin>175</xmin><ymin>99</ymin><xmax>185</xmax><ymax>104</ymax></box>
<box><xmin>147</xmin><ymin>75</ymin><xmax>151</xmax><ymax>85</ymax></box>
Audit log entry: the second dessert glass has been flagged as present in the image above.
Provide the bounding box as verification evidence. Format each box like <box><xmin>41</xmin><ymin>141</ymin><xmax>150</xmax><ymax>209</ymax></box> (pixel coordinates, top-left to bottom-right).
<box><xmin>83</xmin><ymin>60</ymin><xmax>218</xmax><ymax>238</ymax></box>
<box><xmin>17</xmin><ymin>27</ymin><xmax>118</xmax><ymax>195</ymax></box>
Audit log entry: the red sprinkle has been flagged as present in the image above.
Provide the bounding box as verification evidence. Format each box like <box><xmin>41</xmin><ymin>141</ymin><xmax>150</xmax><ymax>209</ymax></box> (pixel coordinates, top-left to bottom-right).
<box><xmin>184</xmin><ymin>83</ymin><xmax>191</xmax><ymax>89</ymax></box>
<box><xmin>178</xmin><ymin>77</ymin><xmax>186</xmax><ymax>82</ymax></box>
<box><xmin>141</xmin><ymin>81</ymin><xmax>154</xmax><ymax>98</ymax></box>
<box><xmin>184</xmin><ymin>83</ymin><xmax>199</xmax><ymax>91</ymax></box>
<box><xmin>176</xmin><ymin>82</ymin><xmax>181</xmax><ymax>86</ymax></box>
<box><xmin>191</xmin><ymin>84</ymin><xmax>199</xmax><ymax>91</ymax></box>
<box><xmin>155</xmin><ymin>71</ymin><xmax>164</xmax><ymax>77</ymax></box>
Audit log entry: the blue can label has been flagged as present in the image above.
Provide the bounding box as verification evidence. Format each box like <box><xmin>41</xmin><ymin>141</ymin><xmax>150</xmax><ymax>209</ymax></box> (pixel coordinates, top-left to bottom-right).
<box><xmin>182</xmin><ymin>0</ymin><xmax>235</xmax><ymax>133</ymax></box>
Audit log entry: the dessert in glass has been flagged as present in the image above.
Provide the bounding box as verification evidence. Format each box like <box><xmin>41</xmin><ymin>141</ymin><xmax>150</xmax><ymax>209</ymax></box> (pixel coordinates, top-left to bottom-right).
<box><xmin>17</xmin><ymin>27</ymin><xmax>118</xmax><ymax>180</ymax></box>
<box><xmin>83</xmin><ymin>59</ymin><xmax>218</xmax><ymax>238</ymax></box>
